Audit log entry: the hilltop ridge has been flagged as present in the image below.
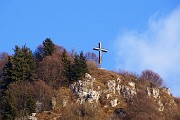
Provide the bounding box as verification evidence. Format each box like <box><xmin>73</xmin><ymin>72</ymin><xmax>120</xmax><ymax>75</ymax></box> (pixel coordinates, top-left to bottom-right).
<box><xmin>35</xmin><ymin>68</ymin><xmax>180</xmax><ymax>120</ymax></box>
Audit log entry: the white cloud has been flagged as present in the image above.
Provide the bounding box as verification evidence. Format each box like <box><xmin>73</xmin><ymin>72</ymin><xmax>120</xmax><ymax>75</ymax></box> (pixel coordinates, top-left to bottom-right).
<box><xmin>114</xmin><ymin>6</ymin><xmax>180</xmax><ymax>97</ymax></box>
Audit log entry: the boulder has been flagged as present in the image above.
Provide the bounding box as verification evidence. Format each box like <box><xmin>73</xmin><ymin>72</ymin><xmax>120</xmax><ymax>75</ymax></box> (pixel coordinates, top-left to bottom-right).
<box><xmin>146</xmin><ymin>87</ymin><xmax>151</xmax><ymax>96</ymax></box>
<box><xmin>70</xmin><ymin>77</ymin><xmax>100</xmax><ymax>104</ymax></box>
<box><xmin>128</xmin><ymin>82</ymin><xmax>135</xmax><ymax>88</ymax></box>
<box><xmin>106</xmin><ymin>94</ymin><xmax>110</xmax><ymax>99</ymax></box>
<box><xmin>29</xmin><ymin>113</ymin><xmax>37</xmax><ymax>120</ymax></box>
<box><xmin>152</xmin><ymin>88</ymin><xmax>160</xmax><ymax>98</ymax></box>
<box><xmin>116</xmin><ymin>78</ymin><xmax>122</xmax><ymax>83</ymax></box>
<box><xmin>116</xmin><ymin>84</ymin><xmax>121</xmax><ymax>95</ymax></box>
<box><xmin>107</xmin><ymin>80</ymin><xmax>116</xmax><ymax>94</ymax></box>
<box><xmin>121</xmin><ymin>85</ymin><xmax>136</xmax><ymax>99</ymax></box>
<box><xmin>158</xmin><ymin>100</ymin><xmax>164</xmax><ymax>111</ymax></box>
<box><xmin>62</xmin><ymin>97</ymin><xmax>68</xmax><ymax>107</ymax></box>
<box><xmin>85</xmin><ymin>73</ymin><xmax>92</xmax><ymax>79</ymax></box>
<box><xmin>162</xmin><ymin>87</ymin><xmax>171</xmax><ymax>95</ymax></box>
<box><xmin>52</xmin><ymin>97</ymin><xmax>56</xmax><ymax>110</ymax></box>
<box><xmin>110</xmin><ymin>99</ymin><xmax>118</xmax><ymax>107</ymax></box>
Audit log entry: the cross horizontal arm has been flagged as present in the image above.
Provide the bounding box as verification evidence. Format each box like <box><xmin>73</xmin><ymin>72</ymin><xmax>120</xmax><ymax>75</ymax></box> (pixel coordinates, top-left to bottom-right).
<box><xmin>101</xmin><ymin>49</ymin><xmax>108</xmax><ymax>52</ymax></box>
<box><xmin>93</xmin><ymin>48</ymin><xmax>100</xmax><ymax>50</ymax></box>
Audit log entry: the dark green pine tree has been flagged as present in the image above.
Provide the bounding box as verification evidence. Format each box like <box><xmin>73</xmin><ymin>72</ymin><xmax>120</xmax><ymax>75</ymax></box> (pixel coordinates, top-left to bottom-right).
<box><xmin>61</xmin><ymin>49</ymin><xmax>71</xmax><ymax>86</ymax></box>
<box><xmin>71</xmin><ymin>51</ymin><xmax>88</xmax><ymax>81</ymax></box>
<box><xmin>12</xmin><ymin>45</ymin><xmax>36</xmax><ymax>81</ymax></box>
<box><xmin>1</xmin><ymin>95</ymin><xmax>18</xmax><ymax>120</ymax></box>
<box><xmin>3</xmin><ymin>45</ymin><xmax>36</xmax><ymax>82</ymax></box>
<box><xmin>43</xmin><ymin>38</ymin><xmax>55</xmax><ymax>56</ymax></box>
<box><xmin>2</xmin><ymin>57</ymin><xmax>13</xmax><ymax>89</ymax></box>
<box><xmin>79</xmin><ymin>51</ymin><xmax>88</xmax><ymax>74</ymax></box>
<box><xmin>71</xmin><ymin>54</ymin><xmax>80</xmax><ymax>81</ymax></box>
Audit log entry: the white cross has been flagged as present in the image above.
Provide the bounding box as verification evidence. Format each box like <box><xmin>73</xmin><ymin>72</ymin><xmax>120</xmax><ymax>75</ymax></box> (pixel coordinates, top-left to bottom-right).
<box><xmin>93</xmin><ymin>42</ymin><xmax>108</xmax><ymax>67</ymax></box>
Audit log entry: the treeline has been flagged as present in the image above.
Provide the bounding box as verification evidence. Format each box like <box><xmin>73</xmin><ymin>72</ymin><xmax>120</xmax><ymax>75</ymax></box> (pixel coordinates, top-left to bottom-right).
<box><xmin>0</xmin><ymin>38</ymin><xmax>98</xmax><ymax>119</ymax></box>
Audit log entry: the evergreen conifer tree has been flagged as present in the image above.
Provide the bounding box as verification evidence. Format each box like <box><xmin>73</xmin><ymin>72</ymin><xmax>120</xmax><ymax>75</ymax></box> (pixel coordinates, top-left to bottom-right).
<box><xmin>13</xmin><ymin>45</ymin><xmax>36</xmax><ymax>81</ymax></box>
<box><xmin>43</xmin><ymin>38</ymin><xmax>55</xmax><ymax>56</ymax></box>
<box><xmin>2</xmin><ymin>57</ymin><xmax>13</xmax><ymax>89</ymax></box>
<box><xmin>79</xmin><ymin>51</ymin><xmax>88</xmax><ymax>74</ymax></box>
<box><xmin>71</xmin><ymin>51</ymin><xmax>88</xmax><ymax>81</ymax></box>
<box><xmin>61</xmin><ymin>49</ymin><xmax>70</xmax><ymax>86</ymax></box>
<box><xmin>34</xmin><ymin>38</ymin><xmax>55</xmax><ymax>62</ymax></box>
<box><xmin>2</xmin><ymin>95</ymin><xmax>18</xmax><ymax>120</ymax></box>
<box><xmin>71</xmin><ymin>54</ymin><xmax>79</xmax><ymax>81</ymax></box>
<box><xmin>3</xmin><ymin>45</ymin><xmax>36</xmax><ymax>82</ymax></box>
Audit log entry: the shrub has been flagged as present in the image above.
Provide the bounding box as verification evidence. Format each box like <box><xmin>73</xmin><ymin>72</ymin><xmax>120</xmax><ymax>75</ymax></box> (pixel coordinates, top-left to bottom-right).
<box><xmin>32</xmin><ymin>80</ymin><xmax>53</xmax><ymax>111</ymax></box>
<box><xmin>126</xmin><ymin>91</ymin><xmax>163</xmax><ymax>120</ymax></box>
<box><xmin>33</xmin><ymin>55</ymin><xmax>64</xmax><ymax>89</ymax></box>
<box><xmin>61</xmin><ymin>103</ymin><xmax>108</xmax><ymax>120</ymax></box>
<box><xmin>140</xmin><ymin>70</ymin><xmax>164</xmax><ymax>88</ymax></box>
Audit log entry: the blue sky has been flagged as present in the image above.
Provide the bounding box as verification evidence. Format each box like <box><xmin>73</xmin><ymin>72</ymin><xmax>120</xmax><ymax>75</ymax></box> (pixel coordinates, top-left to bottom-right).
<box><xmin>0</xmin><ymin>0</ymin><xmax>180</xmax><ymax>97</ymax></box>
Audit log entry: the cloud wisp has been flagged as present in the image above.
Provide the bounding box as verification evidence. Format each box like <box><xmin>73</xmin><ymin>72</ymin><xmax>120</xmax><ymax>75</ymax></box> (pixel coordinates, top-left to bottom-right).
<box><xmin>114</xmin><ymin>6</ymin><xmax>180</xmax><ymax>97</ymax></box>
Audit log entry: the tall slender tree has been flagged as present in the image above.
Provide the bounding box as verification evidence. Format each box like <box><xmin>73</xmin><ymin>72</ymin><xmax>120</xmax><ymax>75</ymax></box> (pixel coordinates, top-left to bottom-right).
<box><xmin>79</xmin><ymin>51</ymin><xmax>88</xmax><ymax>74</ymax></box>
<box><xmin>43</xmin><ymin>38</ymin><xmax>55</xmax><ymax>56</ymax></box>
<box><xmin>1</xmin><ymin>57</ymin><xmax>13</xmax><ymax>89</ymax></box>
<box><xmin>34</xmin><ymin>38</ymin><xmax>55</xmax><ymax>62</ymax></box>
<box><xmin>61</xmin><ymin>49</ymin><xmax>71</xmax><ymax>86</ymax></box>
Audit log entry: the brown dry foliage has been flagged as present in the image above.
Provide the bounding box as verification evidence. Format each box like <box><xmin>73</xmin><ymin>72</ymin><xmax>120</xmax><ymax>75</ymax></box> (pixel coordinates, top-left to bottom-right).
<box><xmin>53</xmin><ymin>87</ymin><xmax>74</xmax><ymax>111</ymax></box>
<box><xmin>0</xmin><ymin>52</ymin><xmax>9</xmax><ymax>82</ymax></box>
<box><xmin>140</xmin><ymin>70</ymin><xmax>164</xmax><ymax>88</ymax></box>
<box><xmin>33</xmin><ymin>54</ymin><xmax>64</xmax><ymax>89</ymax></box>
<box><xmin>126</xmin><ymin>92</ymin><xmax>163</xmax><ymax>120</ymax></box>
<box><xmin>60</xmin><ymin>103</ymin><xmax>109</xmax><ymax>120</ymax></box>
<box><xmin>6</xmin><ymin>81</ymin><xmax>36</xmax><ymax>117</ymax></box>
<box><xmin>7</xmin><ymin>80</ymin><xmax>53</xmax><ymax>113</ymax></box>
<box><xmin>85</xmin><ymin>52</ymin><xmax>99</xmax><ymax>66</ymax></box>
<box><xmin>0</xmin><ymin>52</ymin><xmax>9</xmax><ymax>69</ymax></box>
<box><xmin>32</xmin><ymin>80</ymin><xmax>53</xmax><ymax>110</ymax></box>
<box><xmin>176</xmin><ymin>99</ymin><xmax>180</xmax><ymax>119</ymax></box>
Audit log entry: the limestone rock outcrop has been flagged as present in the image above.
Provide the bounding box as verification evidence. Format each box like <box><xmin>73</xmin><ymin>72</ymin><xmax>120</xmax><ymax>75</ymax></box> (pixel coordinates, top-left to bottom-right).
<box><xmin>63</xmin><ymin>73</ymin><xmax>174</xmax><ymax>111</ymax></box>
<box><xmin>70</xmin><ymin>73</ymin><xmax>137</xmax><ymax>107</ymax></box>
<box><xmin>147</xmin><ymin>87</ymin><xmax>160</xmax><ymax>98</ymax></box>
<box><xmin>70</xmin><ymin>73</ymin><xmax>100</xmax><ymax>104</ymax></box>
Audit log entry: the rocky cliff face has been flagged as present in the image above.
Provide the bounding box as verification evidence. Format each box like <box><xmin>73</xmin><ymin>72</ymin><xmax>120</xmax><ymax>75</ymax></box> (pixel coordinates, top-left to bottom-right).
<box><xmin>70</xmin><ymin>73</ymin><xmax>137</xmax><ymax>107</ymax></box>
<box><xmin>66</xmin><ymin>73</ymin><xmax>175</xmax><ymax>112</ymax></box>
<box><xmin>34</xmin><ymin>71</ymin><xmax>179</xmax><ymax>120</ymax></box>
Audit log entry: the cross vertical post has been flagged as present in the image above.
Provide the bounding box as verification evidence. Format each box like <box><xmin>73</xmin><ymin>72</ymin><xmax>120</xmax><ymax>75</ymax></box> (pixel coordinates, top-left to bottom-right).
<box><xmin>93</xmin><ymin>42</ymin><xmax>108</xmax><ymax>68</ymax></box>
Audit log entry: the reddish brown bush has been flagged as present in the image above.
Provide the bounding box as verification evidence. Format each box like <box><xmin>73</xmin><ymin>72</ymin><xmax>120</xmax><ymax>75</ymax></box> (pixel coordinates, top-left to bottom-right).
<box><xmin>32</xmin><ymin>80</ymin><xmax>53</xmax><ymax>110</ymax></box>
<box><xmin>85</xmin><ymin>52</ymin><xmax>99</xmax><ymax>65</ymax></box>
<box><xmin>5</xmin><ymin>81</ymin><xmax>36</xmax><ymax>117</ymax></box>
<box><xmin>126</xmin><ymin>92</ymin><xmax>163</xmax><ymax>120</ymax></box>
<box><xmin>5</xmin><ymin>80</ymin><xmax>53</xmax><ymax>117</ymax></box>
<box><xmin>140</xmin><ymin>70</ymin><xmax>164</xmax><ymax>88</ymax></box>
<box><xmin>61</xmin><ymin>103</ymin><xmax>108</xmax><ymax>120</ymax></box>
<box><xmin>0</xmin><ymin>52</ymin><xmax>9</xmax><ymax>79</ymax></box>
<box><xmin>33</xmin><ymin>55</ymin><xmax>64</xmax><ymax>89</ymax></box>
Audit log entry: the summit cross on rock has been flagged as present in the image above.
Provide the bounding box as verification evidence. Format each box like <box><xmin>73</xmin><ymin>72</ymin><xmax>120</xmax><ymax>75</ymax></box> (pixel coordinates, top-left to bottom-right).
<box><xmin>93</xmin><ymin>42</ymin><xmax>108</xmax><ymax>68</ymax></box>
